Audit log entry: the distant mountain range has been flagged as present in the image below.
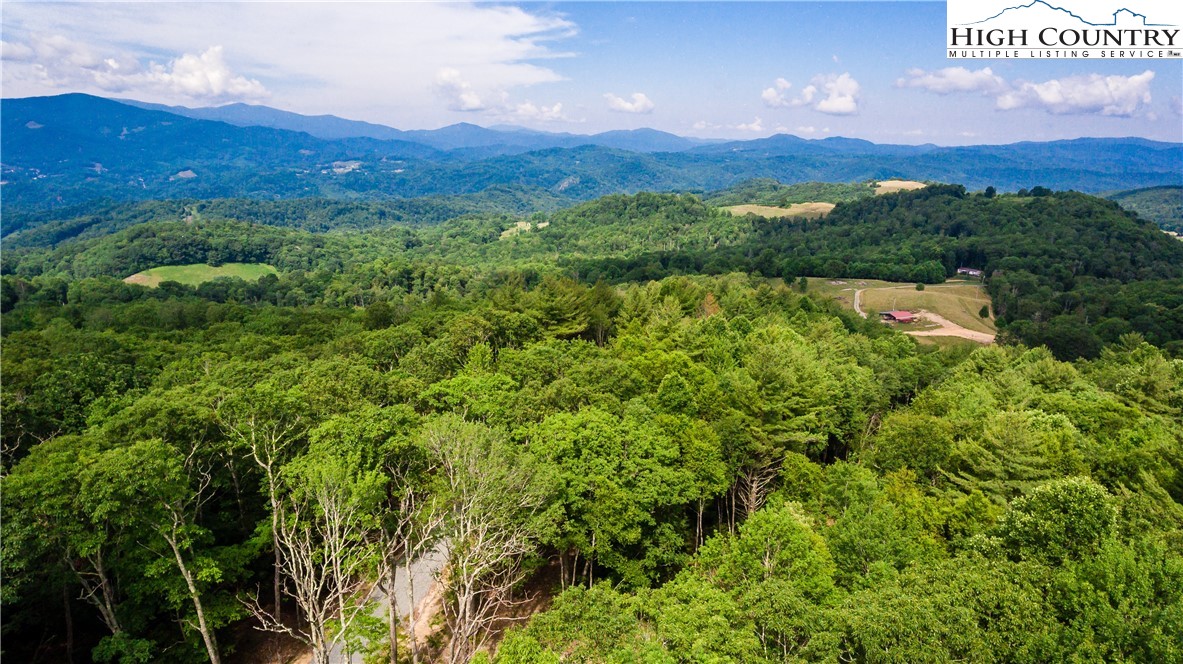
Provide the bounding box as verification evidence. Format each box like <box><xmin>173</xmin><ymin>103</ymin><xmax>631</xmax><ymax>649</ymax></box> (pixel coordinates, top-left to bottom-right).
<box><xmin>119</xmin><ymin>98</ymin><xmax>719</xmax><ymax>154</ymax></box>
<box><xmin>2</xmin><ymin>93</ymin><xmax>1180</xmax><ymax>211</ymax></box>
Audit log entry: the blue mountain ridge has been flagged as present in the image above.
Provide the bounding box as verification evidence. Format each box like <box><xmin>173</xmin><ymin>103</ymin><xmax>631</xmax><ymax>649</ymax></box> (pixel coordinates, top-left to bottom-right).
<box><xmin>2</xmin><ymin>93</ymin><xmax>1180</xmax><ymax>211</ymax></box>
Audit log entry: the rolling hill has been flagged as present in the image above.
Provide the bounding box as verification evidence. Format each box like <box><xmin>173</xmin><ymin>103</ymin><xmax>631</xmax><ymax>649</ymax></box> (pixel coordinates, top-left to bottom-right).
<box><xmin>1107</xmin><ymin>185</ymin><xmax>1183</xmax><ymax>232</ymax></box>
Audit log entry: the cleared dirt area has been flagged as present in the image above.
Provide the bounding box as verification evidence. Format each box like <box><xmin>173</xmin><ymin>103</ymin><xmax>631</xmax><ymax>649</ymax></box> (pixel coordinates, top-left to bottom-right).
<box><xmin>725</xmin><ymin>202</ymin><xmax>835</xmax><ymax>219</ymax></box>
<box><xmin>500</xmin><ymin>220</ymin><xmax>533</xmax><ymax>239</ymax></box>
<box><xmin>874</xmin><ymin>180</ymin><xmax>927</xmax><ymax>195</ymax></box>
<box><xmin>904</xmin><ymin>310</ymin><xmax>996</xmax><ymax>344</ymax></box>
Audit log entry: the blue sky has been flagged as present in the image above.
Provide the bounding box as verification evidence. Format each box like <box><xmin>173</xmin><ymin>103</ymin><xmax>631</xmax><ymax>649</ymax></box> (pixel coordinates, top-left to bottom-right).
<box><xmin>2</xmin><ymin>1</ymin><xmax>1180</xmax><ymax>144</ymax></box>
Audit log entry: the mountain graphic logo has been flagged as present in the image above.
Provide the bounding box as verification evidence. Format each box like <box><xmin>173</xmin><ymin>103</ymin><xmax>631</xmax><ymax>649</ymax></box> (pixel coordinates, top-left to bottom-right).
<box><xmin>963</xmin><ymin>0</ymin><xmax>1174</xmax><ymax>26</ymax></box>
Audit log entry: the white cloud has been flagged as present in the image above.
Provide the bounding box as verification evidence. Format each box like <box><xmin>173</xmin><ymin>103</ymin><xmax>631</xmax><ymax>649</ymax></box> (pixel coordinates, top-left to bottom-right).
<box><xmin>813</xmin><ymin>73</ymin><xmax>860</xmax><ymax>115</ymax></box>
<box><xmin>996</xmin><ymin>71</ymin><xmax>1154</xmax><ymax>116</ymax></box>
<box><xmin>1</xmin><ymin>36</ymin><xmax>267</xmax><ymax>102</ymax></box>
<box><xmin>761</xmin><ymin>77</ymin><xmax>793</xmax><ymax>108</ymax></box>
<box><xmin>156</xmin><ymin>46</ymin><xmax>267</xmax><ymax>100</ymax></box>
<box><xmin>1</xmin><ymin>39</ymin><xmax>37</xmax><ymax>62</ymax></box>
<box><xmin>604</xmin><ymin>92</ymin><xmax>655</xmax><ymax>114</ymax></box>
<box><xmin>511</xmin><ymin>100</ymin><xmax>566</xmax><ymax>122</ymax></box>
<box><xmin>902</xmin><ymin>67</ymin><xmax>1155</xmax><ymax>117</ymax></box>
<box><xmin>1</xmin><ymin>2</ymin><xmax>574</xmax><ymax>123</ymax></box>
<box><xmin>760</xmin><ymin>73</ymin><xmax>859</xmax><ymax>115</ymax></box>
<box><xmin>435</xmin><ymin>67</ymin><xmax>568</xmax><ymax>122</ymax></box>
<box><xmin>897</xmin><ymin>67</ymin><xmax>1006</xmax><ymax>95</ymax></box>
<box><xmin>435</xmin><ymin>68</ymin><xmax>488</xmax><ymax>111</ymax></box>
<box><xmin>735</xmin><ymin>117</ymin><xmax>764</xmax><ymax>132</ymax></box>
<box><xmin>1172</xmin><ymin>97</ymin><xmax>1182</xmax><ymax>116</ymax></box>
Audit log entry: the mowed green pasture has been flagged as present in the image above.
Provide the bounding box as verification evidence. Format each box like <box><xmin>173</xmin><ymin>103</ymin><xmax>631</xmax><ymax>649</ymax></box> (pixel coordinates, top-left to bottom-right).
<box><xmin>124</xmin><ymin>263</ymin><xmax>278</xmax><ymax>287</ymax></box>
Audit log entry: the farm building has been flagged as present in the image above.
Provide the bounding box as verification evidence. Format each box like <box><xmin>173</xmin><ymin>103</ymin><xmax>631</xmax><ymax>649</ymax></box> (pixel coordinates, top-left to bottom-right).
<box><xmin>956</xmin><ymin>267</ymin><xmax>984</xmax><ymax>278</ymax></box>
<box><xmin>879</xmin><ymin>310</ymin><xmax>916</xmax><ymax>323</ymax></box>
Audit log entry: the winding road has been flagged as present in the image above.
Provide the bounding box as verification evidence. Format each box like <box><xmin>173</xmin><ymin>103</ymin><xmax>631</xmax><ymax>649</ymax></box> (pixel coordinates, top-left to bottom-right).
<box><xmin>853</xmin><ymin>289</ymin><xmax>867</xmax><ymax>318</ymax></box>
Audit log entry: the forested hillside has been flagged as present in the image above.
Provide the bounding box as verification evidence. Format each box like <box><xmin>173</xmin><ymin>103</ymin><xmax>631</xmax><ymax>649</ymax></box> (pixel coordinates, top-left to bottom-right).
<box><xmin>4</xmin><ymin>95</ymin><xmax>1181</xmax><ymax>212</ymax></box>
<box><xmin>1108</xmin><ymin>185</ymin><xmax>1183</xmax><ymax>233</ymax></box>
<box><xmin>3</xmin><ymin>167</ymin><xmax>1183</xmax><ymax>663</ymax></box>
<box><xmin>703</xmin><ymin>179</ymin><xmax>876</xmax><ymax>207</ymax></box>
<box><xmin>6</xmin><ymin>187</ymin><xmax>1183</xmax><ymax>360</ymax></box>
<box><xmin>3</xmin><ymin>267</ymin><xmax>1181</xmax><ymax>663</ymax></box>
<box><xmin>5</xmin><ymin>1</ymin><xmax>1183</xmax><ymax>658</ymax></box>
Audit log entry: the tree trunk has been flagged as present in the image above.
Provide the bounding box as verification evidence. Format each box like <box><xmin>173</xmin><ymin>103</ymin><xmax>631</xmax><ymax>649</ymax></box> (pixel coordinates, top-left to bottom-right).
<box><xmin>405</xmin><ymin>549</ymin><xmax>418</xmax><ymax>664</ymax></box>
<box><xmin>226</xmin><ymin>460</ymin><xmax>248</xmax><ymax>529</ymax></box>
<box><xmin>695</xmin><ymin>498</ymin><xmax>705</xmax><ymax>551</ymax></box>
<box><xmin>164</xmin><ymin>528</ymin><xmax>222</xmax><ymax>664</ymax></box>
<box><xmin>586</xmin><ymin>533</ymin><xmax>596</xmax><ymax>587</ymax></box>
<box><xmin>727</xmin><ymin>486</ymin><xmax>738</xmax><ymax>533</ymax></box>
<box><xmin>271</xmin><ymin>488</ymin><xmax>283</xmax><ymax>624</ymax></box>
<box><xmin>71</xmin><ymin>550</ymin><xmax>123</xmax><ymax>635</ymax></box>
<box><xmin>63</xmin><ymin>583</ymin><xmax>75</xmax><ymax>664</ymax></box>
<box><xmin>386</xmin><ymin>559</ymin><xmax>399</xmax><ymax>664</ymax></box>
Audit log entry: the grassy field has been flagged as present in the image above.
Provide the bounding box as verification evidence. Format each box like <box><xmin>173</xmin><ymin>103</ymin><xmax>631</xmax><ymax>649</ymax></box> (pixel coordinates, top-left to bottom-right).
<box><xmin>808</xmin><ymin>277</ymin><xmax>898</xmax><ymax>310</ymax></box>
<box><xmin>913</xmin><ymin>335</ymin><xmax>985</xmax><ymax>350</ymax></box>
<box><xmin>807</xmin><ymin>277</ymin><xmax>995</xmax><ymax>335</ymax></box>
<box><xmin>124</xmin><ymin>263</ymin><xmax>278</xmax><ymax>287</ymax></box>
<box><xmin>859</xmin><ymin>282</ymin><xmax>994</xmax><ymax>334</ymax></box>
<box><xmin>874</xmin><ymin>180</ymin><xmax>927</xmax><ymax>195</ymax></box>
<box><xmin>724</xmin><ymin>202</ymin><xmax>835</xmax><ymax>219</ymax></box>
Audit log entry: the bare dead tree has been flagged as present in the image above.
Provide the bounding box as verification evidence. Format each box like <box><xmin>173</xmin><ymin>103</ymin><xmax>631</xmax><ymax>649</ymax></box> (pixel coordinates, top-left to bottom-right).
<box><xmin>218</xmin><ymin>386</ymin><xmax>307</xmax><ymax>622</ymax></box>
<box><xmin>736</xmin><ymin>461</ymin><xmax>781</xmax><ymax>521</ymax></box>
<box><xmin>422</xmin><ymin>417</ymin><xmax>547</xmax><ymax>664</ymax></box>
<box><xmin>243</xmin><ymin>454</ymin><xmax>383</xmax><ymax>664</ymax></box>
<box><xmin>379</xmin><ymin>463</ymin><xmax>447</xmax><ymax>664</ymax></box>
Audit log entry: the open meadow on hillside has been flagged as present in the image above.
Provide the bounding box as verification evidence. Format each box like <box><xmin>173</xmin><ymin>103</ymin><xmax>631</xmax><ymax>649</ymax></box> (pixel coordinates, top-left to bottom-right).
<box><xmin>123</xmin><ymin>262</ymin><xmax>278</xmax><ymax>287</ymax></box>
<box><xmin>723</xmin><ymin>202</ymin><xmax>835</xmax><ymax>218</ymax></box>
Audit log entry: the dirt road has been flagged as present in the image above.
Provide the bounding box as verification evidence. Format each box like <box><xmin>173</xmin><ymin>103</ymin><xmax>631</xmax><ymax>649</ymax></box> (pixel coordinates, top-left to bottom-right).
<box><xmin>853</xmin><ymin>289</ymin><xmax>867</xmax><ymax>318</ymax></box>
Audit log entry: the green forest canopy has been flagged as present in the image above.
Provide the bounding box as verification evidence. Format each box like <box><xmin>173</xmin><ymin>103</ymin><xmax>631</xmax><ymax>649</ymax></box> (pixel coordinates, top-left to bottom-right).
<box><xmin>3</xmin><ymin>184</ymin><xmax>1183</xmax><ymax>663</ymax></box>
<box><xmin>3</xmin><ymin>272</ymin><xmax>1182</xmax><ymax>663</ymax></box>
